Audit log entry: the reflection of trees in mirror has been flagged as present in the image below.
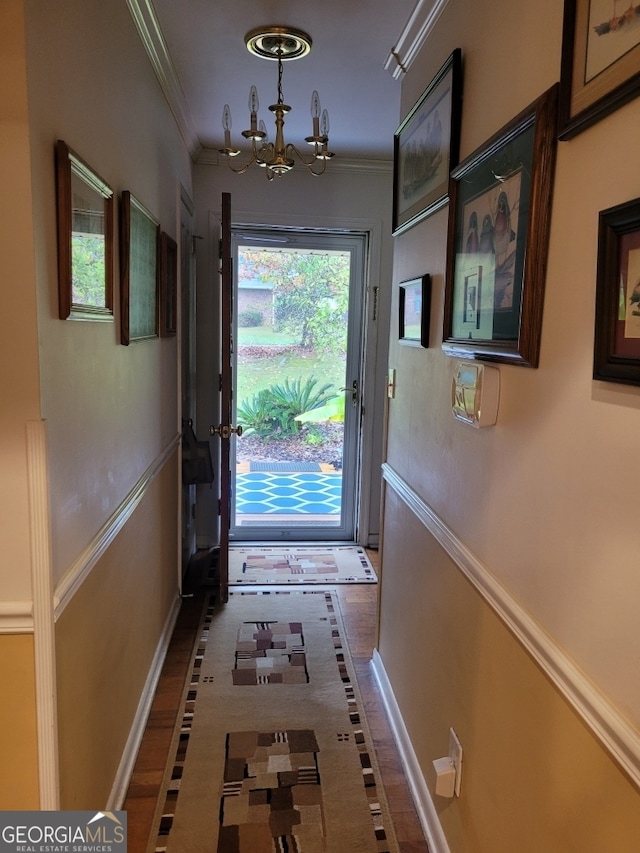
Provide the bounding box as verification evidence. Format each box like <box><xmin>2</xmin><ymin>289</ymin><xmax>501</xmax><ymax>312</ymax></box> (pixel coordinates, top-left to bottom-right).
<box><xmin>71</xmin><ymin>233</ymin><xmax>106</xmax><ymax>306</ymax></box>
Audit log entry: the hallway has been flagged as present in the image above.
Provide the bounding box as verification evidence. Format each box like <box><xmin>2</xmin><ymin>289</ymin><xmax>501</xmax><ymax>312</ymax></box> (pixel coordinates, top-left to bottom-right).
<box><xmin>123</xmin><ymin>550</ymin><xmax>429</xmax><ymax>852</ymax></box>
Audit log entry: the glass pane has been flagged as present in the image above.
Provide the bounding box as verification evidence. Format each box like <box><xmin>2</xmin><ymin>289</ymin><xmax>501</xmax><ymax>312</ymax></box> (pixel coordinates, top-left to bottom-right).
<box><xmin>234</xmin><ymin>244</ymin><xmax>350</xmax><ymax>530</ymax></box>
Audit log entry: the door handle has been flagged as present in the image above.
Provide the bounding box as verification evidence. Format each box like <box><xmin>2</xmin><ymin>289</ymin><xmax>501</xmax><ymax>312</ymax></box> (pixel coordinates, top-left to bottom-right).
<box><xmin>210</xmin><ymin>424</ymin><xmax>244</xmax><ymax>439</ymax></box>
<box><xmin>339</xmin><ymin>380</ymin><xmax>358</xmax><ymax>407</ymax></box>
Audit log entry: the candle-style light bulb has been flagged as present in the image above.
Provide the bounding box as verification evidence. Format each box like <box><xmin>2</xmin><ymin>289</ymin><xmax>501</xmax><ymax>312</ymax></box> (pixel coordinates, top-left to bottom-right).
<box><xmin>310</xmin><ymin>90</ymin><xmax>321</xmax><ymax>137</ymax></box>
<box><xmin>310</xmin><ymin>90</ymin><xmax>321</xmax><ymax>119</ymax></box>
<box><xmin>222</xmin><ymin>104</ymin><xmax>232</xmax><ymax>147</ymax></box>
<box><xmin>248</xmin><ymin>85</ymin><xmax>259</xmax><ymax>132</ymax></box>
<box><xmin>320</xmin><ymin>108</ymin><xmax>330</xmax><ymax>139</ymax></box>
<box><xmin>259</xmin><ymin>119</ymin><xmax>269</xmax><ymax>145</ymax></box>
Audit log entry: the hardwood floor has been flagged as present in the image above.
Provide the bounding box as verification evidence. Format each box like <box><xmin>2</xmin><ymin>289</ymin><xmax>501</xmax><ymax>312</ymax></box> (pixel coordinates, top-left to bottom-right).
<box><xmin>122</xmin><ymin>550</ymin><xmax>430</xmax><ymax>852</ymax></box>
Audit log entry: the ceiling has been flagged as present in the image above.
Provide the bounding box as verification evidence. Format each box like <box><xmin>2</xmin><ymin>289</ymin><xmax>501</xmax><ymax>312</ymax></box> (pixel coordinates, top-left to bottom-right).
<box><xmin>149</xmin><ymin>0</ymin><xmax>420</xmax><ymax>163</ymax></box>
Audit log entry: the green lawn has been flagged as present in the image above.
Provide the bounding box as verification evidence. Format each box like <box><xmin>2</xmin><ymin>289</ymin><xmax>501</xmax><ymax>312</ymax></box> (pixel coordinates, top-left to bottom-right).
<box><xmin>237</xmin><ymin>325</ymin><xmax>298</xmax><ymax>346</ymax></box>
<box><xmin>236</xmin><ymin>323</ymin><xmax>346</xmax><ymax>405</ymax></box>
<box><xmin>236</xmin><ymin>349</ymin><xmax>346</xmax><ymax>405</ymax></box>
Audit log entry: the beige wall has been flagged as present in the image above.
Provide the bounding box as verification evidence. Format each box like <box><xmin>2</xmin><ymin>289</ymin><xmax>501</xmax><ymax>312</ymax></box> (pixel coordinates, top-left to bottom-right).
<box><xmin>24</xmin><ymin>0</ymin><xmax>190</xmax><ymax>583</ymax></box>
<box><xmin>56</xmin><ymin>458</ymin><xmax>179</xmax><ymax>808</ymax></box>
<box><xmin>0</xmin><ymin>634</ymin><xmax>39</xmax><ymax>807</ymax></box>
<box><xmin>0</xmin><ymin>0</ymin><xmax>41</xmax><ymax>603</ymax></box>
<box><xmin>381</xmin><ymin>0</ymin><xmax>640</xmax><ymax>847</ymax></box>
<box><xmin>0</xmin><ymin>1</ymin><xmax>190</xmax><ymax>807</ymax></box>
<box><xmin>380</xmin><ymin>489</ymin><xmax>640</xmax><ymax>851</ymax></box>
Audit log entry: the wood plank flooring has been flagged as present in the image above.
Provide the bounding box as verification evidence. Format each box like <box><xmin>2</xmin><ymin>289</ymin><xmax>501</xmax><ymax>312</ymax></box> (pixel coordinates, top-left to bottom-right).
<box><xmin>122</xmin><ymin>550</ymin><xmax>430</xmax><ymax>852</ymax></box>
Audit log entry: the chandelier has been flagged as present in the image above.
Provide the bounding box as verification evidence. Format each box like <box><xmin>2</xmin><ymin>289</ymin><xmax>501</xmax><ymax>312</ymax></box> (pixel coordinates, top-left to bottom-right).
<box><xmin>218</xmin><ymin>26</ymin><xmax>334</xmax><ymax>179</ymax></box>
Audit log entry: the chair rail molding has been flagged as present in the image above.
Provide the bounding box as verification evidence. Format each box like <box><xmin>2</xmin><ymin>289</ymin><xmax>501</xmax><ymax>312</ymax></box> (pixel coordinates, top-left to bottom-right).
<box><xmin>382</xmin><ymin>462</ymin><xmax>640</xmax><ymax>789</ymax></box>
<box><xmin>0</xmin><ymin>601</ymin><xmax>33</xmax><ymax>634</ymax></box>
<box><xmin>54</xmin><ymin>435</ymin><xmax>180</xmax><ymax>620</ymax></box>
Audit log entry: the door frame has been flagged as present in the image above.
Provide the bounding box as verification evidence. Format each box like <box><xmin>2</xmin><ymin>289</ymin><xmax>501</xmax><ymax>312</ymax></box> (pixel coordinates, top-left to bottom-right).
<box><xmin>199</xmin><ymin>205</ymin><xmax>386</xmax><ymax>551</ymax></box>
<box><xmin>229</xmin><ymin>224</ymin><xmax>370</xmax><ymax>543</ymax></box>
<box><xmin>179</xmin><ymin>186</ymin><xmax>197</xmax><ymax>578</ymax></box>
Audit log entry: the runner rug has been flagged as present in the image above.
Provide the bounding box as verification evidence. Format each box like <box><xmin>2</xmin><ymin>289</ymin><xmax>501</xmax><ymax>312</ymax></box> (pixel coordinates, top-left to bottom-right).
<box><xmin>147</xmin><ymin>590</ymin><xmax>397</xmax><ymax>853</ymax></box>
<box><xmin>228</xmin><ymin>545</ymin><xmax>376</xmax><ymax>585</ymax></box>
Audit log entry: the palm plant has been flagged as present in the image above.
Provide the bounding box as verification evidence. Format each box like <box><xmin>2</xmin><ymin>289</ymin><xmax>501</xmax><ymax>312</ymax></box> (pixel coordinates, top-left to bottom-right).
<box><xmin>237</xmin><ymin>376</ymin><xmax>334</xmax><ymax>438</ymax></box>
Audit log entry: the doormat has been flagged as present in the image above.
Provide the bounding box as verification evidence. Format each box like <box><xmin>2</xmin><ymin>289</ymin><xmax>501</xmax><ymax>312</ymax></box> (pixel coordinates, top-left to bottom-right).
<box><xmin>228</xmin><ymin>545</ymin><xmax>377</xmax><ymax>585</ymax></box>
<box><xmin>236</xmin><ymin>471</ymin><xmax>341</xmax><ymax>515</ymax></box>
<box><xmin>250</xmin><ymin>461</ymin><xmax>322</xmax><ymax>472</ymax></box>
<box><xmin>146</xmin><ymin>590</ymin><xmax>397</xmax><ymax>852</ymax></box>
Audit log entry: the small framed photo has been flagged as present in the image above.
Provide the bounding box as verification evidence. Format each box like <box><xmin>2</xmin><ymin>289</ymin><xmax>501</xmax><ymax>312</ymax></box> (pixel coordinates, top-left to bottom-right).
<box><xmin>443</xmin><ymin>85</ymin><xmax>558</xmax><ymax>367</ymax></box>
<box><xmin>559</xmin><ymin>0</ymin><xmax>640</xmax><ymax>138</ymax></box>
<box><xmin>160</xmin><ymin>231</ymin><xmax>177</xmax><ymax>336</ymax></box>
<box><xmin>399</xmin><ymin>274</ymin><xmax>431</xmax><ymax>347</ymax></box>
<box><xmin>120</xmin><ymin>191</ymin><xmax>159</xmax><ymax>345</ymax></box>
<box><xmin>593</xmin><ymin>197</ymin><xmax>640</xmax><ymax>385</ymax></box>
<box><xmin>392</xmin><ymin>48</ymin><xmax>462</xmax><ymax>235</ymax></box>
<box><xmin>55</xmin><ymin>140</ymin><xmax>114</xmax><ymax>321</ymax></box>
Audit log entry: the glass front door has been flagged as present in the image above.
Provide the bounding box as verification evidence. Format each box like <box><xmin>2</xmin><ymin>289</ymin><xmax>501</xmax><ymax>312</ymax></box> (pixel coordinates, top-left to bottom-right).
<box><xmin>229</xmin><ymin>227</ymin><xmax>367</xmax><ymax>541</ymax></box>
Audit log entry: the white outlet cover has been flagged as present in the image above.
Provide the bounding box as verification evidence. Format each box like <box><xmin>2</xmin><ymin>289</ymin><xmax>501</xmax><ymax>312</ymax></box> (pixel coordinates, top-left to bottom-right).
<box><xmin>449</xmin><ymin>727</ymin><xmax>463</xmax><ymax>797</ymax></box>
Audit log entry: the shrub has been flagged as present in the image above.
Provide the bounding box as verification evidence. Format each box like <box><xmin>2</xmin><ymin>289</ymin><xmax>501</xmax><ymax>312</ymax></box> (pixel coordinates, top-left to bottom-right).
<box><xmin>237</xmin><ymin>376</ymin><xmax>334</xmax><ymax>439</ymax></box>
<box><xmin>238</xmin><ymin>309</ymin><xmax>264</xmax><ymax>327</ymax></box>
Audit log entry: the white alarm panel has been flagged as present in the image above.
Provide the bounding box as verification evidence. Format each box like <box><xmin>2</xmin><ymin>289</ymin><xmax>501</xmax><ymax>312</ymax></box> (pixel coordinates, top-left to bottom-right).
<box><xmin>451</xmin><ymin>361</ymin><xmax>500</xmax><ymax>428</ymax></box>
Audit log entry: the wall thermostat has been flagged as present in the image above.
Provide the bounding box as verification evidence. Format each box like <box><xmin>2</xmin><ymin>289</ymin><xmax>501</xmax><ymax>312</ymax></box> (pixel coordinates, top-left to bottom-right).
<box><xmin>451</xmin><ymin>361</ymin><xmax>500</xmax><ymax>428</ymax></box>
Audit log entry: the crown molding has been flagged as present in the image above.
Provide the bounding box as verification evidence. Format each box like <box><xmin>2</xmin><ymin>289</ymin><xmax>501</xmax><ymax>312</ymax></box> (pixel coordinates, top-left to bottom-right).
<box><xmin>126</xmin><ymin>0</ymin><xmax>202</xmax><ymax>157</ymax></box>
<box><xmin>196</xmin><ymin>147</ymin><xmax>392</xmax><ymax>176</ymax></box>
<box><xmin>385</xmin><ymin>0</ymin><xmax>450</xmax><ymax>80</ymax></box>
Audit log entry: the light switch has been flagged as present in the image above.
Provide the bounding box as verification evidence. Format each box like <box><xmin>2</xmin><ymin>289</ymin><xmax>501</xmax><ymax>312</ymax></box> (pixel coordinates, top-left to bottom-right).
<box><xmin>387</xmin><ymin>368</ymin><xmax>396</xmax><ymax>398</ymax></box>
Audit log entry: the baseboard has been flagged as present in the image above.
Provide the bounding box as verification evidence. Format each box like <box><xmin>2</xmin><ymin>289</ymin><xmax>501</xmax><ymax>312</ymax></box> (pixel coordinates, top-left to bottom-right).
<box><xmin>371</xmin><ymin>649</ymin><xmax>450</xmax><ymax>853</ymax></box>
<box><xmin>108</xmin><ymin>592</ymin><xmax>182</xmax><ymax>810</ymax></box>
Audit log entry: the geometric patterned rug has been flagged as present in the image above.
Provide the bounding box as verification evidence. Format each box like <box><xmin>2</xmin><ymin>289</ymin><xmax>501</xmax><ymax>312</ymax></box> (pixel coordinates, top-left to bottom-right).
<box><xmin>146</xmin><ymin>590</ymin><xmax>398</xmax><ymax>852</ymax></box>
<box><xmin>236</xmin><ymin>472</ymin><xmax>341</xmax><ymax>515</ymax></box>
<box><xmin>228</xmin><ymin>545</ymin><xmax>377</xmax><ymax>585</ymax></box>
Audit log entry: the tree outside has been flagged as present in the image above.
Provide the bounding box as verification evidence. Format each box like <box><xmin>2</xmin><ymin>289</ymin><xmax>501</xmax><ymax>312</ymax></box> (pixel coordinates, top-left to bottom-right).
<box><xmin>235</xmin><ymin>247</ymin><xmax>351</xmax><ymax>464</ymax></box>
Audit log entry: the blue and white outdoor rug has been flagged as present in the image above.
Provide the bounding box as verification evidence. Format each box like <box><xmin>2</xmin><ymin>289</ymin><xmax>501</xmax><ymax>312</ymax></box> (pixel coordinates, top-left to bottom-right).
<box><xmin>235</xmin><ymin>471</ymin><xmax>341</xmax><ymax>515</ymax></box>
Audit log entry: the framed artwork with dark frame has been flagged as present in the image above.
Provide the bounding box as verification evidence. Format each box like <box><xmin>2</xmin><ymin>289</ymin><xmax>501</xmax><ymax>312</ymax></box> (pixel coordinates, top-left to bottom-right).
<box><xmin>160</xmin><ymin>231</ymin><xmax>178</xmax><ymax>337</ymax></box>
<box><xmin>442</xmin><ymin>85</ymin><xmax>558</xmax><ymax>367</ymax></box>
<box><xmin>120</xmin><ymin>191</ymin><xmax>159</xmax><ymax>345</ymax></box>
<box><xmin>593</xmin><ymin>197</ymin><xmax>640</xmax><ymax>385</ymax></box>
<box><xmin>399</xmin><ymin>274</ymin><xmax>431</xmax><ymax>347</ymax></box>
<box><xmin>55</xmin><ymin>140</ymin><xmax>114</xmax><ymax>321</ymax></box>
<box><xmin>559</xmin><ymin>0</ymin><xmax>640</xmax><ymax>139</ymax></box>
<box><xmin>392</xmin><ymin>48</ymin><xmax>462</xmax><ymax>235</ymax></box>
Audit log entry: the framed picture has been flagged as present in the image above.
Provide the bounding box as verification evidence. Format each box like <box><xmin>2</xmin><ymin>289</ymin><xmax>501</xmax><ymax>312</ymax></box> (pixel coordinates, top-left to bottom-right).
<box><xmin>160</xmin><ymin>231</ymin><xmax>178</xmax><ymax>336</ymax></box>
<box><xmin>443</xmin><ymin>85</ymin><xmax>558</xmax><ymax>367</ymax></box>
<box><xmin>120</xmin><ymin>191</ymin><xmax>159</xmax><ymax>345</ymax></box>
<box><xmin>593</xmin><ymin>197</ymin><xmax>640</xmax><ymax>385</ymax></box>
<box><xmin>559</xmin><ymin>0</ymin><xmax>640</xmax><ymax>138</ymax></box>
<box><xmin>55</xmin><ymin>140</ymin><xmax>114</xmax><ymax>321</ymax></box>
<box><xmin>392</xmin><ymin>48</ymin><xmax>462</xmax><ymax>235</ymax></box>
<box><xmin>399</xmin><ymin>274</ymin><xmax>431</xmax><ymax>347</ymax></box>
